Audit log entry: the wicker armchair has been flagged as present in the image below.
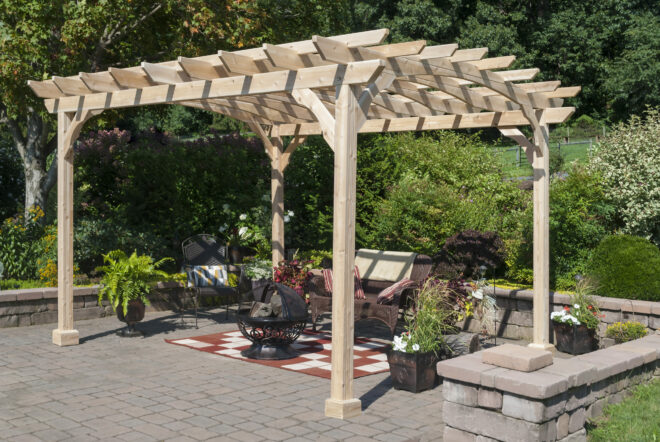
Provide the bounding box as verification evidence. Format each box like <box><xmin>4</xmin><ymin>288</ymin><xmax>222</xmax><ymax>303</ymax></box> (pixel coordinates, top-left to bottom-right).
<box><xmin>308</xmin><ymin>253</ymin><xmax>432</xmax><ymax>337</ymax></box>
<box><xmin>182</xmin><ymin>234</ymin><xmax>250</xmax><ymax>327</ymax></box>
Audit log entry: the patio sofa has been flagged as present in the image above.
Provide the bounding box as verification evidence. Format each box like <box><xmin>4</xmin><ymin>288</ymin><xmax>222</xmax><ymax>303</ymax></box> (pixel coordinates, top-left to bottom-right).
<box><xmin>307</xmin><ymin>250</ymin><xmax>432</xmax><ymax>336</ymax></box>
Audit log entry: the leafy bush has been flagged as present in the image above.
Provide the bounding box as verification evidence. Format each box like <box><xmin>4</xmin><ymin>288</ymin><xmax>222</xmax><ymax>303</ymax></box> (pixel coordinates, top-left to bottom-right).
<box><xmin>589</xmin><ymin>108</ymin><xmax>660</xmax><ymax>245</ymax></box>
<box><xmin>606</xmin><ymin>321</ymin><xmax>648</xmax><ymax>343</ymax></box>
<box><xmin>434</xmin><ymin>230</ymin><xmax>505</xmax><ymax>279</ymax></box>
<box><xmin>0</xmin><ymin>135</ymin><xmax>23</xmax><ymax>220</ymax></box>
<box><xmin>242</xmin><ymin>259</ymin><xmax>273</xmax><ymax>280</ymax></box>
<box><xmin>295</xmin><ymin>250</ymin><xmax>332</xmax><ymax>269</ymax></box>
<box><xmin>273</xmin><ymin>259</ymin><xmax>313</xmax><ymax>299</ymax></box>
<box><xmin>586</xmin><ymin>234</ymin><xmax>660</xmax><ymax>300</ymax></box>
<box><xmin>0</xmin><ymin>206</ymin><xmax>46</xmax><ymax>279</ymax></box>
<box><xmin>74</xmin><ymin>129</ymin><xmax>269</xmax><ymax>269</ymax></box>
<box><xmin>505</xmin><ymin>167</ymin><xmax>615</xmax><ymax>289</ymax></box>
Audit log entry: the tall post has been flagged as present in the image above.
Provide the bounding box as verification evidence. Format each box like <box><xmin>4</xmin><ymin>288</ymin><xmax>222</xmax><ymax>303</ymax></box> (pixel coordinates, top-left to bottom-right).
<box><xmin>530</xmin><ymin>123</ymin><xmax>554</xmax><ymax>351</ymax></box>
<box><xmin>53</xmin><ymin>112</ymin><xmax>77</xmax><ymax>346</ymax></box>
<box><xmin>325</xmin><ymin>84</ymin><xmax>361</xmax><ymax>419</ymax></box>
<box><xmin>271</xmin><ymin>143</ymin><xmax>285</xmax><ymax>267</ymax></box>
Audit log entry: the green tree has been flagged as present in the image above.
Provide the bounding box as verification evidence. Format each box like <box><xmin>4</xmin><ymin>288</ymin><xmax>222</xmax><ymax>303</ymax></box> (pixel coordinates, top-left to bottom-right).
<box><xmin>0</xmin><ymin>0</ymin><xmax>269</xmax><ymax>219</ymax></box>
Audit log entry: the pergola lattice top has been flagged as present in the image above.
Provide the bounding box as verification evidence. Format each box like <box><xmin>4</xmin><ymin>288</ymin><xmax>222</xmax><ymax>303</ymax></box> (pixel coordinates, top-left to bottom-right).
<box><xmin>29</xmin><ymin>28</ymin><xmax>578</xmax><ymax>150</ymax></box>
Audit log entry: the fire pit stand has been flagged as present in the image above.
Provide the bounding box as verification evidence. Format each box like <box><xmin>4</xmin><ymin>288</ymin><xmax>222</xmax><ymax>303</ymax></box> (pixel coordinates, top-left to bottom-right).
<box><xmin>237</xmin><ymin>282</ymin><xmax>309</xmax><ymax>360</ymax></box>
<box><xmin>237</xmin><ymin>316</ymin><xmax>307</xmax><ymax>360</ymax></box>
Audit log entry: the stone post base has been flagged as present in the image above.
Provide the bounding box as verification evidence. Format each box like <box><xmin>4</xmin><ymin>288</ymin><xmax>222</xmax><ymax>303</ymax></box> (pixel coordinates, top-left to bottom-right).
<box><xmin>52</xmin><ymin>329</ymin><xmax>79</xmax><ymax>346</ymax></box>
<box><xmin>325</xmin><ymin>398</ymin><xmax>362</xmax><ymax>419</ymax></box>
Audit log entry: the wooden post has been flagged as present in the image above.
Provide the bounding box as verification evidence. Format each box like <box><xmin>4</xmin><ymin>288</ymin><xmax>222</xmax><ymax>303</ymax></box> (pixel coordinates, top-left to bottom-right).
<box><xmin>529</xmin><ymin>123</ymin><xmax>554</xmax><ymax>352</ymax></box>
<box><xmin>52</xmin><ymin>110</ymin><xmax>100</xmax><ymax>347</ymax></box>
<box><xmin>271</xmin><ymin>141</ymin><xmax>285</xmax><ymax>267</ymax></box>
<box><xmin>325</xmin><ymin>84</ymin><xmax>362</xmax><ymax>419</ymax></box>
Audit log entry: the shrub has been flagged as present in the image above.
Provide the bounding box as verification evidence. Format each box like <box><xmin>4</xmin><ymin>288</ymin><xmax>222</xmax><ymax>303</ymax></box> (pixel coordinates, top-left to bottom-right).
<box><xmin>504</xmin><ymin>166</ymin><xmax>615</xmax><ymax>289</ymax></box>
<box><xmin>606</xmin><ymin>321</ymin><xmax>648</xmax><ymax>343</ymax></box>
<box><xmin>0</xmin><ymin>206</ymin><xmax>46</xmax><ymax>279</ymax></box>
<box><xmin>273</xmin><ymin>259</ymin><xmax>313</xmax><ymax>299</ymax></box>
<box><xmin>434</xmin><ymin>230</ymin><xmax>505</xmax><ymax>279</ymax></box>
<box><xmin>0</xmin><ymin>135</ymin><xmax>23</xmax><ymax>220</ymax></box>
<box><xmin>588</xmin><ymin>108</ymin><xmax>660</xmax><ymax>245</ymax></box>
<box><xmin>586</xmin><ymin>234</ymin><xmax>660</xmax><ymax>300</ymax></box>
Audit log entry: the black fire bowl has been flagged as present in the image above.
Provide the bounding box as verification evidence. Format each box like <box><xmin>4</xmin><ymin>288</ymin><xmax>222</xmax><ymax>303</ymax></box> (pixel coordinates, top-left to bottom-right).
<box><xmin>237</xmin><ymin>316</ymin><xmax>307</xmax><ymax>360</ymax></box>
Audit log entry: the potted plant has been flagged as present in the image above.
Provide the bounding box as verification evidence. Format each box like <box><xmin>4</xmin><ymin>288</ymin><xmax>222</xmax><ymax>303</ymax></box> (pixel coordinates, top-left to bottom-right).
<box><xmin>388</xmin><ymin>278</ymin><xmax>457</xmax><ymax>393</ymax></box>
<box><xmin>97</xmin><ymin>250</ymin><xmax>172</xmax><ymax>337</ymax></box>
<box><xmin>273</xmin><ymin>259</ymin><xmax>313</xmax><ymax>303</ymax></box>
<box><xmin>551</xmin><ymin>278</ymin><xmax>602</xmax><ymax>354</ymax></box>
<box><xmin>243</xmin><ymin>258</ymin><xmax>273</xmax><ymax>296</ymax></box>
<box><xmin>606</xmin><ymin>321</ymin><xmax>648</xmax><ymax>344</ymax></box>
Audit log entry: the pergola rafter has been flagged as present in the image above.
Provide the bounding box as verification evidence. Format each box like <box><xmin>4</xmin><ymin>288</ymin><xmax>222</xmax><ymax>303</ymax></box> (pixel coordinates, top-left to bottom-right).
<box><xmin>29</xmin><ymin>28</ymin><xmax>579</xmax><ymax>420</ymax></box>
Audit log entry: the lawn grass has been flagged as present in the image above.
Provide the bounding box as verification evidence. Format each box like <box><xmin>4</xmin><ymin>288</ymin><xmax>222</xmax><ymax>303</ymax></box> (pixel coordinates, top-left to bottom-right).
<box><xmin>587</xmin><ymin>378</ymin><xmax>660</xmax><ymax>441</ymax></box>
<box><xmin>494</xmin><ymin>142</ymin><xmax>592</xmax><ymax>178</ymax></box>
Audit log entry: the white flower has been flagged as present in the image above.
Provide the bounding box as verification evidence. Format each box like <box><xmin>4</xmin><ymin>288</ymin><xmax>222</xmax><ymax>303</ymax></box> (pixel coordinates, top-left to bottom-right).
<box><xmin>238</xmin><ymin>226</ymin><xmax>248</xmax><ymax>237</ymax></box>
<box><xmin>218</xmin><ymin>225</ymin><xmax>228</xmax><ymax>233</ymax></box>
<box><xmin>550</xmin><ymin>312</ymin><xmax>561</xmax><ymax>319</ymax></box>
<box><xmin>412</xmin><ymin>344</ymin><xmax>420</xmax><ymax>352</ymax></box>
<box><xmin>287</xmin><ymin>210</ymin><xmax>294</xmax><ymax>217</ymax></box>
<box><xmin>472</xmin><ymin>289</ymin><xmax>484</xmax><ymax>300</ymax></box>
<box><xmin>573</xmin><ymin>304</ymin><xmax>580</xmax><ymax>309</ymax></box>
<box><xmin>284</xmin><ymin>215</ymin><xmax>291</xmax><ymax>223</ymax></box>
<box><xmin>239</xmin><ymin>214</ymin><xmax>247</xmax><ymax>221</ymax></box>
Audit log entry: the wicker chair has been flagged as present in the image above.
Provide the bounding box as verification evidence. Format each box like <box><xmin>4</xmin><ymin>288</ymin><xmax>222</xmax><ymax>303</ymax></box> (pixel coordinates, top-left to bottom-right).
<box><xmin>308</xmin><ymin>253</ymin><xmax>432</xmax><ymax>337</ymax></box>
<box><xmin>181</xmin><ymin>234</ymin><xmax>250</xmax><ymax>327</ymax></box>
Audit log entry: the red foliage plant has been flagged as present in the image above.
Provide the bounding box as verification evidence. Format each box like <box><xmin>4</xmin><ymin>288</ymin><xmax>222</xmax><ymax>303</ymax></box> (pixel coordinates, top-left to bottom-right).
<box><xmin>273</xmin><ymin>259</ymin><xmax>313</xmax><ymax>301</ymax></box>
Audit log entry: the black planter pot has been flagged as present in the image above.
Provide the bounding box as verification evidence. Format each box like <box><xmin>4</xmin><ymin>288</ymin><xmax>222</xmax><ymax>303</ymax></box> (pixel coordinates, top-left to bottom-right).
<box><xmin>116</xmin><ymin>300</ymin><xmax>146</xmax><ymax>337</ymax></box>
<box><xmin>387</xmin><ymin>350</ymin><xmax>439</xmax><ymax>393</ymax></box>
<box><xmin>553</xmin><ymin>322</ymin><xmax>597</xmax><ymax>355</ymax></box>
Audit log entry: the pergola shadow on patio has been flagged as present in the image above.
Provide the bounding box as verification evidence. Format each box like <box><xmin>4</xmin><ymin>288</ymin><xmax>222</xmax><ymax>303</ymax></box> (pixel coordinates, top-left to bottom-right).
<box><xmin>28</xmin><ymin>28</ymin><xmax>579</xmax><ymax>419</ymax></box>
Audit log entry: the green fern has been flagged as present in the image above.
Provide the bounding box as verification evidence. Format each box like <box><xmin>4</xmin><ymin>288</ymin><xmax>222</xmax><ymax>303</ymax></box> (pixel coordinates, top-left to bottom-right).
<box><xmin>97</xmin><ymin>250</ymin><xmax>173</xmax><ymax>315</ymax></box>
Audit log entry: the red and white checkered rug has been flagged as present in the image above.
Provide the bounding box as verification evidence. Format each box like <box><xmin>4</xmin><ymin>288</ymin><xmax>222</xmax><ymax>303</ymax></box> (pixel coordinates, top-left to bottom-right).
<box><xmin>165</xmin><ymin>330</ymin><xmax>390</xmax><ymax>379</ymax></box>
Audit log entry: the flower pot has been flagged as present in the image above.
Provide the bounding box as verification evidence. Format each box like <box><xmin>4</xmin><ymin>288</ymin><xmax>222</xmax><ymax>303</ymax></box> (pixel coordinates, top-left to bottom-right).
<box><xmin>387</xmin><ymin>349</ymin><xmax>439</xmax><ymax>393</ymax></box>
<box><xmin>553</xmin><ymin>322</ymin><xmax>597</xmax><ymax>355</ymax></box>
<box><xmin>116</xmin><ymin>300</ymin><xmax>146</xmax><ymax>337</ymax></box>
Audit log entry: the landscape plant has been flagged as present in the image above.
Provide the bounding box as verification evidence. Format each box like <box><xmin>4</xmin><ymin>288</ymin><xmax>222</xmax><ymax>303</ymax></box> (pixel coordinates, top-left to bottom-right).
<box><xmin>97</xmin><ymin>250</ymin><xmax>173</xmax><ymax>315</ymax></box>
<box><xmin>272</xmin><ymin>259</ymin><xmax>313</xmax><ymax>300</ymax></box>
<box><xmin>586</xmin><ymin>234</ymin><xmax>660</xmax><ymax>301</ymax></box>
<box><xmin>551</xmin><ymin>279</ymin><xmax>602</xmax><ymax>330</ymax></box>
<box><xmin>434</xmin><ymin>230</ymin><xmax>505</xmax><ymax>279</ymax></box>
<box><xmin>392</xmin><ymin>278</ymin><xmax>457</xmax><ymax>355</ymax></box>
<box><xmin>605</xmin><ymin>321</ymin><xmax>648</xmax><ymax>343</ymax></box>
<box><xmin>588</xmin><ymin>108</ymin><xmax>660</xmax><ymax>245</ymax></box>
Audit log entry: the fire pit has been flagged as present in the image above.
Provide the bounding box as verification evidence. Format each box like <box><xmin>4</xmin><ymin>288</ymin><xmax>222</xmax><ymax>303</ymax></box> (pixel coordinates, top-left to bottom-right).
<box><xmin>237</xmin><ymin>283</ymin><xmax>309</xmax><ymax>360</ymax></box>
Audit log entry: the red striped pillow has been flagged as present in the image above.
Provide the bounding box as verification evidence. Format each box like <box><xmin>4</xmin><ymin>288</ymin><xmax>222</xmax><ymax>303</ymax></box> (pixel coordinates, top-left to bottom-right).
<box><xmin>376</xmin><ymin>278</ymin><xmax>418</xmax><ymax>305</ymax></box>
<box><xmin>322</xmin><ymin>267</ymin><xmax>365</xmax><ymax>299</ymax></box>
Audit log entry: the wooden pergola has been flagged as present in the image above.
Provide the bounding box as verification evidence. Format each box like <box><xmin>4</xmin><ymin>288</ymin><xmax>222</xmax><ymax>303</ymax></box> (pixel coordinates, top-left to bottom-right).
<box><xmin>29</xmin><ymin>29</ymin><xmax>578</xmax><ymax>419</ymax></box>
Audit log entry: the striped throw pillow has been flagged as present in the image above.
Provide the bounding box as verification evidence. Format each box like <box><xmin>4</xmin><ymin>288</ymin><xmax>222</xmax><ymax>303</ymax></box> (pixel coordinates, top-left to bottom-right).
<box><xmin>321</xmin><ymin>266</ymin><xmax>365</xmax><ymax>300</ymax></box>
<box><xmin>186</xmin><ymin>265</ymin><xmax>228</xmax><ymax>288</ymax></box>
<box><xmin>376</xmin><ymin>278</ymin><xmax>418</xmax><ymax>305</ymax></box>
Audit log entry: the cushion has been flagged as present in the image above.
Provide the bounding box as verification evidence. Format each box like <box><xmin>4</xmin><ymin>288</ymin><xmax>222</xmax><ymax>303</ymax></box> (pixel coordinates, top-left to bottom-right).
<box><xmin>321</xmin><ymin>266</ymin><xmax>365</xmax><ymax>300</ymax></box>
<box><xmin>376</xmin><ymin>278</ymin><xmax>418</xmax><ymax>305</ymax></box>
<box><xmin>186</xmin><ymin>265</ymin><xmax>228</xmax><ymax>288</ymax></box>
<box><xmin>354</xmin><ymin>249</ymin><xmax>417</xmax><ymax>282</ymax></box>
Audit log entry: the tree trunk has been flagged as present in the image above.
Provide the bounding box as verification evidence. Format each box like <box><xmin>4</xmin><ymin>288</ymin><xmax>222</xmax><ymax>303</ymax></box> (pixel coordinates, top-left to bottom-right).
<box><xmin>0</xmin><ymin>105</ymin><xmax>57</xmax><ymax>221</ymax></box>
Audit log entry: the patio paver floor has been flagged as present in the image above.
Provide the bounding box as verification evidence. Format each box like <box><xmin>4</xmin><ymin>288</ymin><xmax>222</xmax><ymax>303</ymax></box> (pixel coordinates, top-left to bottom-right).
<box><xmin>0</xmin><ymin>308</ymin><xmax>445</xmax><ymax>441</ymax></box>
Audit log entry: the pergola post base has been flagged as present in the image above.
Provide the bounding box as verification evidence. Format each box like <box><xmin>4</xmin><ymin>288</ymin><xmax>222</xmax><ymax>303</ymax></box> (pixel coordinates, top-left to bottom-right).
<box><xmin>52</xmin><ymin>329</ymin><xmax>79</xmax><ymax>346</ymax></box>
<box><xmin>528</xmin><ymin>342</ymin><xmax>556</xmax><ymax>354</ymax></box>
<box><xmin>325</xmin><ymin>398</ymin><xmax>362</xmax><ymax>419</ymax></box>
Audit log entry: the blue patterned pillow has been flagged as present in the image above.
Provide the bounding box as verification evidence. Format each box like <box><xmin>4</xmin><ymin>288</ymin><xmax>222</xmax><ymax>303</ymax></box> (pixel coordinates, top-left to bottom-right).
<box><xmin>186</xmin><ymin>265</ymin><xmax>228</xmax><ymax>288</ymax></box>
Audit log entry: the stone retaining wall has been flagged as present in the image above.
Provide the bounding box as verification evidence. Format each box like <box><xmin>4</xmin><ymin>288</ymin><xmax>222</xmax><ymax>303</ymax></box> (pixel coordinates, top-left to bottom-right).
<box><xmin>0</xmin><ymin>283</ymin><xmax>190</xmax><ymax>328</ymax></box>
<box><xmin>460</xmin><ymin>286</ymin><xmax>660</xmax><ymax>342</ymax></box>
<box><xmin>437</xmin><ymin>334</ymin><xmax>660</xmax><ymax>441</ymax></box>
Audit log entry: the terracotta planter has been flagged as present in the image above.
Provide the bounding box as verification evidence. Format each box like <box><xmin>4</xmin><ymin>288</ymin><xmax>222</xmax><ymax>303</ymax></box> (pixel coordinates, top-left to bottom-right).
<box><xmin>387</xmin><ymin>350</ymin><xmax>439</xmax><ymax>393</ymax></box>
<box><xmin>553</xmin><ymin>322</ymin><xmax>597</xmax><ymax>355</ymax></box>
<box><xmin>116</xmin><ymin>299</ymin><xmax>146</xmax><ymax>337</ymax></box>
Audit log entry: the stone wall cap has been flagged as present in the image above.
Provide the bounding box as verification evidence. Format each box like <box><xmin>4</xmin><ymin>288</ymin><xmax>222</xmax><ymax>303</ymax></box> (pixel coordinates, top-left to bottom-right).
<box><xmin>613</xmin><ymin>345</ymin><xmax>658</xmax><ymax>364</ymax></box>
<box><xmin>482</xmin><ymin>344</ymin><xmax>553</xmax><ymax>372</ymax></box>
<box><xmin>574</xmin><ymin>348</ymin><xmax>644</xmax><ymax>382</ymax></box>
<box><xmin>16</xmin><ymin>290</ymin><xmax>44</xmax><ymax>301</ymax></box>
<box><xmin>536</xmin><ymin>358</ymin><xmax>598</xmax><ymax>388</ymax></box>
<box><xmin>437</xmin><ymin>353</ymin><xmax>501</xmax><ymax>385</ymax></box>
<box><xmin>0</xmin><ymin>292</ymin><xmax>18</xmax><ymax>302</ymax></box>
<box><xmin>493</xmin><ymin>369</ymin><xmax>568</xmax><ymax>399</ymax></box>
<box><xmin>42</xmin><ymin>288</ymin><xmax>58</xmax><ymax>299</ymax></box>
